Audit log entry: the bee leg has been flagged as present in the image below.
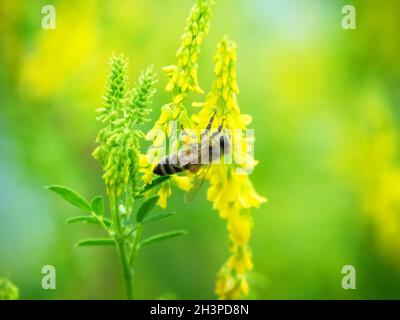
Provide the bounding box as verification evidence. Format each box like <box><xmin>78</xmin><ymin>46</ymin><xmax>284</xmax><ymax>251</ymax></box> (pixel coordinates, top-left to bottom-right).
<box><xmin>200</xmin><ymin>110</ymin><xmax>217</xmax><ymax>139</ymax></box>
<box><xmin>186</xmin><ymin>164</ymin><xmax>202</xmax><ymax>174</ymax></box>
<box><xmin>217</xmin><ymin>118</ymin><xmax>225</xmax><ymax>133</ymax></box>
<box><xmin>210</xmin><ymin>118</ymin><xmax>226</xmax><ymax>139</ymax></box>
<box><xmin>180</xmin><ymin>124</ymin><xmax>189</xmax><ymax>142</ymax></box>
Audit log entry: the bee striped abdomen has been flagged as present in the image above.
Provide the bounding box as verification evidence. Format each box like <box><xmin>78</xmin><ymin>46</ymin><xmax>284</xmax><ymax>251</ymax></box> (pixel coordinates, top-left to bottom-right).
<box><xmin>153</xmin><ymin>156</ymin><xmax>184</xmax><ymax>176</ymax></box>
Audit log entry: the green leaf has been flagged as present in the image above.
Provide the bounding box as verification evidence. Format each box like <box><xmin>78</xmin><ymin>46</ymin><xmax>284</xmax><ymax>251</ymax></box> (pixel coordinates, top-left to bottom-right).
<box><xmin>135</xmin><ymin>176</ymin><xmax>170</xmax><ymax>199</ymax></box>
<box><xmin>65</xmin><ymin>215</ymin><xmax>112</xmax><ymax>228</ymax></box>
<box><xmin>46</xmin><ymin>185</ymin><xmax>91</xmax><ymax>212</ymax></box>
<box><xmin>91</xmin><ymin>195</ymin><xmax>104</xmax><ymax>216</ymax></box>
<box><xmin>136</xmin><ymin>196</ymin><xmax>159</xmax><ymax>222</ymax></box>
<box><xmin>76</xmin><ymin>238</ymin><xmax>115</xmax><ymax>247</ymax></box>
<box><xmin>66</xmin><ymin>216</ymin><xmax>97</xmax><ymax>224</ymax></box>
<box><xmin>140</xmin><ymin>230</ymin><xmax>187</xmax><ymax>247</ymax></box>
<box><xmin>142</xmin><ymin>212</ymin><xmax>176</xmax><ymax>225</ymax></box>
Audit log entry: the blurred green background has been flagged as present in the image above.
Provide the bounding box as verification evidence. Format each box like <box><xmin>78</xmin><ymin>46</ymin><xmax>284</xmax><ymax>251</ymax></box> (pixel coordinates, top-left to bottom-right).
<box><xmin>1</xmin><ymin>0</ymin><xmax>400</xmax><ymax>299</ymax></box>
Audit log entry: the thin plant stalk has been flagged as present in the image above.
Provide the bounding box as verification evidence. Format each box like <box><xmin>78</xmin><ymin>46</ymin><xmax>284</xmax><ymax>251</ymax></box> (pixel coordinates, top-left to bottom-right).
<box><xmin>109</xmin><ymin>193</ymin><xmax>133</xmax><ymax>299</ymax></box>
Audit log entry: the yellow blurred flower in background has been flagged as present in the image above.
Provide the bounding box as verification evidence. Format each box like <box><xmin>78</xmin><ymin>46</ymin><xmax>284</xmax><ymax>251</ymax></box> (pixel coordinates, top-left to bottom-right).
<box><xmin>19</xmin><ymin>1</ymin><xmax>99</xmax><ymax>100</ymax></box>
<box><xmin>337</xmin><ymin>87</ymin><xmax>400</xmax><ymax>265</ymax></box>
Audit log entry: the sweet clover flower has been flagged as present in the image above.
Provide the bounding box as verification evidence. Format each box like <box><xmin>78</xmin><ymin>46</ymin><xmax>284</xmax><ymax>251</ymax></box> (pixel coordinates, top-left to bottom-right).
<box><xmin>193</xmin><ymin>36</ymin><xmax>267</xmax><ymax>299</ymax></box>
<box><xmin>143</xmin><ymin>0</ymin><xmax>214</xmax><ymax>207</ymax></box>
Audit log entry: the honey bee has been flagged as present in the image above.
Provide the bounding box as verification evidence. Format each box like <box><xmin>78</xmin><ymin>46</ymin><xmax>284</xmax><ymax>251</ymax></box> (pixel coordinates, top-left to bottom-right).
<box><xmin>152</xmin><ymin>111</ymin><xmax>231</xmax><ymax>201</ymax></box>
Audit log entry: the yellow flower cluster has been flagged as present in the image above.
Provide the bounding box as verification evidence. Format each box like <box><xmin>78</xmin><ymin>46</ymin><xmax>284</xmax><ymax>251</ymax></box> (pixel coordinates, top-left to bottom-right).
<box><xmin>164</xmin><ymin>0</ymin><xmax>214</xmax><ymax>101</ymax></box>
<box><xmin>193</xmin><ymin>36</ymin><xmax>266</xmax><ymax>299</ymax></box>
<box><xmin>142</xmin><ymin>0</ymin><xmax>214</xmax><ymax>208</ymax></box>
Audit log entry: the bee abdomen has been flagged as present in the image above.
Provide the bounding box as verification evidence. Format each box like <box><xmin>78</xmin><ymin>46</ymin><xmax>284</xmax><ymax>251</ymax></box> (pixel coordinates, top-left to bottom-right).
<box><xmin>153</xmin><ymin>162</ymin><xmax>184</xmax><ymax>176</ymax></box>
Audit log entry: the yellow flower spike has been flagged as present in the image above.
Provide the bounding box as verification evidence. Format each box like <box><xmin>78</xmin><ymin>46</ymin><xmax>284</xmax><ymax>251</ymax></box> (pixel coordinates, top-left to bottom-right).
<box><xmin>191</xmin><ymin>36</ymin><xmax>266</xmax><ymax>299</ymax></box>
<box><xmin>144</xmin><ymin>0</ymin><xmax>214</xmax><ymax>206</ymax></box>
<box><xmin>163</xmin><ymin>0</ymin><xmax>214</xmax><ymax>98</ymax></box>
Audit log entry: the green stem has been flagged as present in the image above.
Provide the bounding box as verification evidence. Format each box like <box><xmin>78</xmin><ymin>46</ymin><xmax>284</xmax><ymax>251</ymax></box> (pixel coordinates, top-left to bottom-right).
<box><xmin>91</xmin><ymin>211</ymin><xmax>110</xmax><ymax>234</ymax></box>
<box><xmin>125</xmin><ymin>187</ymin><xmax>133</xmax><ymax>219</ymax></box>
<box><xmin>110</xmin><ymin>193</ymin><xmax>133</xmax><ymax>300</ymax></box>
<box><xmin>129</xmin><ymin>223</ymin><xmax>143</xmax><ymax>268</ymax></box>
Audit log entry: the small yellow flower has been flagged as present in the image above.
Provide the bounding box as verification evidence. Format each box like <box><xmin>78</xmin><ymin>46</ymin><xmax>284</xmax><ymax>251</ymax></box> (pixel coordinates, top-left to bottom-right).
<box><xmin>139</xmin><ymin>154</ymin><xmax>155</xmax><ymax>185</ymax></box>
<box><xmin>172</xmin><ymin>175</ymin><xmax>193</xmax><ymax>192</ymax></box>
<box><xmin>157</xmin><ymin>182</ymin><xmax>172</xmax><ymax>209</ymax></box>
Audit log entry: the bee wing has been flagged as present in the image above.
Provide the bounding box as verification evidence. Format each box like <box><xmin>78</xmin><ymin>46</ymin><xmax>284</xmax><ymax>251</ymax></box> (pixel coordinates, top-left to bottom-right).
<box><xmin>184</xmin><ymin>163</ymin><xmax>212</xmax><ymax>203</ymax></box>
<box><xmin>176</xmin><ymin>142</ymin><xmax>200</xmax><ymax>167</ymax></box>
